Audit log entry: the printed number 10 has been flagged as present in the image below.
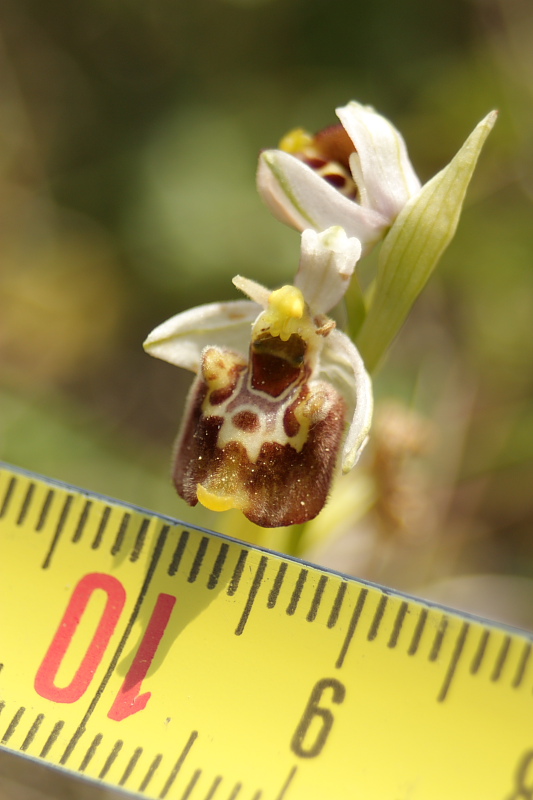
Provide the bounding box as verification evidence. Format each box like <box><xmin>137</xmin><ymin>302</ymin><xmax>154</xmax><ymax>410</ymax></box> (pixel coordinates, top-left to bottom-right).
<box><xmin>34</xmin><ymin>572</ymin><xmax>176</xmax><ymax>721</ymax></box>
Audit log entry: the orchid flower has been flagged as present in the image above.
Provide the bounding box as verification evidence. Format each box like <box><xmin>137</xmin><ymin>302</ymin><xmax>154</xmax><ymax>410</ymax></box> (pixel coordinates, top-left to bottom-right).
<box><xmin>257</xmin><ymin>100</ymin><xmax>421</xmax><ymax>252</ymax></box>
<box><xmin>259</xmin><ymin>101</ymin><xmax>498</xmax><ymax>370</ymax></box>
<box><xmin>144</xmin><ymin>227</ymin><xmax>373</xmax><ymax>528</ymax></box>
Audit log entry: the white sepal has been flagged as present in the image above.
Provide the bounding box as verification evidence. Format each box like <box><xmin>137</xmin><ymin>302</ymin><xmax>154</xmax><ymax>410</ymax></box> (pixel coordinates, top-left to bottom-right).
<box><xmin>336</xmin><ymin>101</ymin><xmax>421</xmax><ymax>219</ymax></box>
<box><xmin>143</xmin><ymin>299</ymin><xmax>260</xmax><ymax>372</ymax></box>
<box><xmin>319</xmin><ymin>328</ymin><xmax>373</xmax><ymax>472</ymax></box>
<box><xmin>257</xmin><ymin>150</ymin><xmax>387</xmax><ymax>247</ymax></box>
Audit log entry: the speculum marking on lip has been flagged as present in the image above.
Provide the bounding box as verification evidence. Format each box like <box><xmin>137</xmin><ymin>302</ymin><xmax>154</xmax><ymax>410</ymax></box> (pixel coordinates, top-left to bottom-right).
<box><xmin>232</xmin><ymin>410</ymin><xmax>260</xmax><ymax>432</ymax></box>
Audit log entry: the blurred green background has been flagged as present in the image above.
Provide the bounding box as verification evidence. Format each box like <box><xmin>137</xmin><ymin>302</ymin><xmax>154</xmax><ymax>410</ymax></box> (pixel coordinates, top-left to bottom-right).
<box><xmin>1</xmin><ymin>0</ymin><xmax>532</xmax><ymax>618</ymax></box>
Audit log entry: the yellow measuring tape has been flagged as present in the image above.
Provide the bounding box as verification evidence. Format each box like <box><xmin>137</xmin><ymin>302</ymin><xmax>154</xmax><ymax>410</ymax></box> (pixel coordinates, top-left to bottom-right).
<box><xmin>1</xmin><ymin>462</ymin><xmax>532</xmax><ymax>800</ymax></box>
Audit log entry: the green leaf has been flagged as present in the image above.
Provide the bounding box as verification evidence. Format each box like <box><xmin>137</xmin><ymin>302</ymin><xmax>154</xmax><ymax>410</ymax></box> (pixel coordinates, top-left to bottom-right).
<box><xmin>356</xmin><ymin>111</ymin><xmax>498</xmax><ymax>372</ymax></box>
<box><xmin>345</xmin><ymin>272</ymin><xmax>368</xmax><ymax>339</ymax></box>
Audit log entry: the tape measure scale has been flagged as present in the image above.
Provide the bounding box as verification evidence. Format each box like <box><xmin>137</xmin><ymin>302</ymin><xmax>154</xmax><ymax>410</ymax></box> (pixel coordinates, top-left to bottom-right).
<box><xmin>1</xmin><ymin>462</ymin><xmax>533</xmax><ymax>800</ymax></box>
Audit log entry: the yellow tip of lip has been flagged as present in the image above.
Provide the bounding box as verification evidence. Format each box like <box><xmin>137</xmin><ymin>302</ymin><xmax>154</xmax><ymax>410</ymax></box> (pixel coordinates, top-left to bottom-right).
<box><xmin>197</xmin><ymin>484</ymin><xmax>241</xmax><ymax>513</ymax></box>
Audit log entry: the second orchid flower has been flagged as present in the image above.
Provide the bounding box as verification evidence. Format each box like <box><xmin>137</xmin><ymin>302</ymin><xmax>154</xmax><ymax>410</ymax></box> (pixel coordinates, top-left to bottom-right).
<box><xmin>258</xmin><ymin>100</ymin><xmax>497</xmax><ymax>370</ymax></box>
<box><xmin>257</xmin><ymin>100</ymin><xmax>421</xmax><ymax>253</ymax></box>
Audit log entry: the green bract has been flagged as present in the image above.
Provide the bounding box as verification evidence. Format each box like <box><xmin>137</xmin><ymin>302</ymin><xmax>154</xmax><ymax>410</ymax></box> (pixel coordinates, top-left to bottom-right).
<box><xmin>356</xmin><ymin>111</ymin><xmax>498</xmax><ymax>371</ymax></box>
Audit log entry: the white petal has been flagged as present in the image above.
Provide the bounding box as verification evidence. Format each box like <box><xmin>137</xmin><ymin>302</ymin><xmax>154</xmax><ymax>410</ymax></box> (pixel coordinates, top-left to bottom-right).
<box><xmin>232</xmin><ymin>275</ymin><xmax>270</xmax><ymax>307</ymax></box>
<box><xmin>336</xmin><ymin>101</ymin><xmax>421</xmax><ymax>221</ymax></box>
<box><xmin>294</xmin><ymin>227</ymin><xmax>362</xmax><ymax>314</ymax></box>
<box><xmin>319</xmin><ymin>329</ymin><xmax>373</xmax><ymax>472</ymax></box>
<box><xmin>257</xmin><ymin>150</ymin><xmax>388</xmax><ymax>247</ymax></box>
<box><xmin>143</xmin><ymin>300</ymin><xmax>260</xmax><ymax>372</ymax></box>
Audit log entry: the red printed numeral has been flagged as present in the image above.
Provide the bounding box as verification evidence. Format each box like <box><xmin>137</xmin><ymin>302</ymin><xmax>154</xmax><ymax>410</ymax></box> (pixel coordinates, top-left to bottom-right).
<box><xmin>108</xmin><ymin>592</ymin><xmax>176</xmax><ymax>721</ymax></box>
<box><xmin>34</xmin><ymin>573</ymin><xmax>176</xmax><ymax>720</ymax></box>
<box><xmin>34</xmin><ymin>573</ymin><xmax>126</xmax><ymax>704</ymax></box>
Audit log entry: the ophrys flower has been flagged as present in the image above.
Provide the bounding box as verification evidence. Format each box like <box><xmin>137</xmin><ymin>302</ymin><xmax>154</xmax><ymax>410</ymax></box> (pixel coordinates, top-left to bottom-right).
<box><xmin>259</xmin><ymin>101</ymin><xmax>497</xmax><ymax>371</ymax></box>
<box><xmin>257</xmin><ymin>100</ymin><xmax>421</xmax><ymax>252</ymax></box>
<box><xmin>144</xmin><ymin>227</ymin><xmax>372</xmax><ymax>527</ymax></box>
